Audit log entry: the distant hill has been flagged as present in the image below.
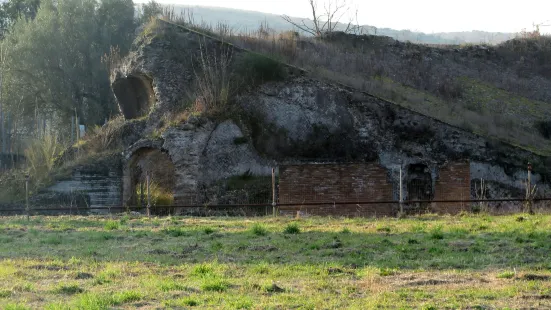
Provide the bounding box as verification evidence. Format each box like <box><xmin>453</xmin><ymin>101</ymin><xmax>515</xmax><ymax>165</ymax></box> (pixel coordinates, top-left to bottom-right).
<box><xmin>162</xmin><ymin>5</ymin><xmax>516</xmax><ymax>45</ymax></box>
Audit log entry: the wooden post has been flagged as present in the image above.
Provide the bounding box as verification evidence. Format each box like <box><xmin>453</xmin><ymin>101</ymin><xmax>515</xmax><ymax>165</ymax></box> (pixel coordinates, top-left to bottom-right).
<box><xmin>0</xmin><ymin>109</ymin><xmax>4</xmax><ymax>154</ymax></box>
<box><xmin>71</xmin><ymin>116</ymin><xmax>75</xmax><ymax>145</ymax></box>
<box><xmin>146</xmin><ymin>173</ymin><xmax>151</xmax><ymax>217</ymax></box>
<box><xmin>25</xmin><ymin>173</ymin><xmax>30</xmax><ymax>221</ymax></box>
<box><xmin>272</xmin><ymin>168</ymin><xmax>276</xmax><ymax>217</ymax></box>
<box><xmin>399</xmin><ymin>164</ymin><xmax>404</xmax><ymax>214</ymax></box>
<box><xmin>527</xmin><ymin>163</ymin><xmax>534</xmax><ymax>214</ymax></box>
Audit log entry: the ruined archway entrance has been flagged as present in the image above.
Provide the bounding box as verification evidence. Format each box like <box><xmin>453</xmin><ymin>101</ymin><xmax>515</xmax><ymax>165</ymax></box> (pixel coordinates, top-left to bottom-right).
<box><xmin>112</xmin><ymin>74</ymin><xmax>155</xmax><ymax>119</ymax></box>
<box><xmin>407</xmin><ymin>164</ymin><xmax>433</xmax><ymax>201</ymax></box>
<box><xmin>125</xmin><ymin>148</ymin><xmax>175</xmax><ymax>214</ymax></box>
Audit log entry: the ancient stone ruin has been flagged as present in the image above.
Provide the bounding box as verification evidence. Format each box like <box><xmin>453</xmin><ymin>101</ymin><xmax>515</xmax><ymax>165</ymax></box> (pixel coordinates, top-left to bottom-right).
<box><xmin>35</xmin><ymin>20</ymin><xmax>551</xmax><ymax>216</ymax></box>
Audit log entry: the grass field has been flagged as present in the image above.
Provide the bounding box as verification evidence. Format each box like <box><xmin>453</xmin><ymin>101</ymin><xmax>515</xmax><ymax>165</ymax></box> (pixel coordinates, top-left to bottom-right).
<box><xmin>1</xmin><ymin>214</ymin><xmax>551</xmax><ymax>309</ymax></box>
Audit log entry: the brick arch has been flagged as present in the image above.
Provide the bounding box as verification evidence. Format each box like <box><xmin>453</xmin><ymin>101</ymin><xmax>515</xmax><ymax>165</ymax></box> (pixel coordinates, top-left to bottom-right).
<box><xmin>122</xmin><ymin>147</ymin><xmax>175</xmax><ymax>212</ymax></box>
<box><xmin>112</xmin><ymin>74</ymin><xmax>155</xmax><ymax>119</ymax></box>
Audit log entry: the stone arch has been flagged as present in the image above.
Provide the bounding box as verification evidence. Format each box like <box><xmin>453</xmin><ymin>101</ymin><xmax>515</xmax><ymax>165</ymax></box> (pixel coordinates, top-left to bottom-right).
<box><xmin>112</xmin><ymin>74</ymin><xmax>155</xmax><ymax>119</ymax></box>
<box><xmin>123</xmin><ymin>147</ymin><xmax>175</xmax><ymax>213</ymax></box>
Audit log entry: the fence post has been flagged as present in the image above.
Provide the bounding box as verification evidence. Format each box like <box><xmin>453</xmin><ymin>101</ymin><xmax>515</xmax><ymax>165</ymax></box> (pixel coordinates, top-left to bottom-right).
<box><xmin>527</xmin><ymin>163</ymin><xmax>534</xmax><ymax>215</ymax></box>
<box><xmin>25</xmin><ymin>173</ymin><xmax>30</xmax><ymax>221</ymax></box>
<box><xmin>399</xmin><ymin>164</ymin><xmax>404</xmax><ymax>215</ymax></box>
<box><xmin>146</xmin><ymin>173</ymin><xmax>151</xmax><ymax>218</ymax></box>
<box><xmin>272</xmin><ymin>168</ymin><xmax>277</xmax><ymax>217</ymax></box>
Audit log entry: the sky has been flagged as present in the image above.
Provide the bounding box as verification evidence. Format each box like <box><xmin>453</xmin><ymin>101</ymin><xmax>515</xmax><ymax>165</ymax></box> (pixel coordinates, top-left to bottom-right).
<box><xmin>136</xmin><ymin>0</ymin><xmax>551</xmax><ymax>34</ymax></box>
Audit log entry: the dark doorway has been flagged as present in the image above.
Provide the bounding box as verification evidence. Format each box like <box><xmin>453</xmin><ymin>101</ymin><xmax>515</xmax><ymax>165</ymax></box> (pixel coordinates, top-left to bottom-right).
<box><xmin>128</xmin><ymin>148</ymin><xmax>175</xmax><ymax>214</ymax></box>
<box><xmin>407</xmin><ymin>164</ymin><xmax>433</xmax><ymax>201</ymax></box>
<box><xmin>112</xmin><ymin>75</ymin><xmax>155</xmax><ymax>119</ymax></box>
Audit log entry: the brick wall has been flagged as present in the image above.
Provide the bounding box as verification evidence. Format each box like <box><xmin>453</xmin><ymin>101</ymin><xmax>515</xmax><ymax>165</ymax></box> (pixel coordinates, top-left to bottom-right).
<box><xmin>278</xmin><ymin>163</ymin><xmax>395</xmax><ymax>217</ymax></box>
<box><xmin>431</xmin><ymin>161</ymin><xmax>471</xmax><ymax>214</ymax></box>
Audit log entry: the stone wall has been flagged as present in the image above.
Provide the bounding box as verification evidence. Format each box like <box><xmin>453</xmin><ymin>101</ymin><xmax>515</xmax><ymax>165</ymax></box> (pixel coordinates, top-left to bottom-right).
<box><xmin>40</xmin><ymin>154</ymin><xmax>123</xmax><ymax>213</ymax></box>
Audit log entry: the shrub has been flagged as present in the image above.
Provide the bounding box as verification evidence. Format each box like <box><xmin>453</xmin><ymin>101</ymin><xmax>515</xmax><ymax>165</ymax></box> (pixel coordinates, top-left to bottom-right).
<box><xmin>194</xmin><ymin>39</ymin><xmax>234</xmax><ymax>113</ymax></box>
<box><xmin>203</xmin><ymin>227</ymin><xmax>215</xmax><ymax>235</ymax></box>
<box><xmin>283</xmin><ymin>223</ymin><xmax>300</xmax><ymax>234</ymax></box>
<box><xmin>200</xmin><ymin>278</ymin><xmax>229</xmax><ymax>292</ymax></box>
<box><xmin>162</xmin><ymin>226</ymin><xmax>187</xmax><ymax>237</ymax></box>
<box><xmin>192</xmin><ymin>263</ymin><xmax>214</xmax><ymax>276</ymax></box>
<box><xmin>234</xmin><ymin>52</ymin><xmax>286</xmax><ymax>86</ymax></box>
<box><xmin>250</xmin><ymin>223</ymin><xmax>268</xmax><ymax>236</ymax></box>
<box><xmin>104</xmin><ymin>220</ymin><xmax>120</xmax><ymax>231</ymax></box>
<box><xmin>24</xmin><ymin>134</ymin><xmax>63</xmax><ymax>188</ymax></box>
<box><xmin>113</xmin><ymin>291</ymin><xmax>143</xmax><ymax>303</ymax></box>
<box><xmin>379</xmin><ymin>267</ymin><xmax>398</xmax><ymax>276</ymax></box>
<box><xmin>497</xmin><ymin>271</ymin><xmax>515</xmax><ymax>279</ymax></box>
<box><xmin>85</xmin><ymin>116</ymin><xmax>125</xmax><ymax>153</ymax></box>
<box><xmin>180</xmin><ymin>298</ymin><xmax>198</xmax><ymax>306</ymax></box>
<box><xmin>430</xmin><ymin>229</ymin><xmax>444</xmax><ymax>240</ymax></box>
<box><xmin>158</xmin><ymin>280</ymin><xmax>186</xmax><ymax>292</ymax></box>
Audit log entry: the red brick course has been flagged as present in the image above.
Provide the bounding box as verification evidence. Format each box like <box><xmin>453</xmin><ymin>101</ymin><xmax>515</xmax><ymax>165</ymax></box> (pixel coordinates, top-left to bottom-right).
<box><xmin>278</xmin><ymin>161</ymin><xmax>471</xmax><ymax>217</ymax></box>
<box><xmin>431</xmin><ymin>161</ymin><xmax>471</xmax><ymax>214</ymax></box>
<box><xmin>278</xmin><ymin>163</ymin><xmax>395</xmax><ymax>217</ymax></box>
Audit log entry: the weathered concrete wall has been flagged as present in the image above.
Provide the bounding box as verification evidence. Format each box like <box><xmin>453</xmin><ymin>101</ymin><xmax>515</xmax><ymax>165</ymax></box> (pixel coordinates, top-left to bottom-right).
<box><xmin>40</xmin><ymin>155</ymin><xmax>123</xmax><ymax>213</ymax></box>
<box><xmin>47</xmin><ymin>170</ymin><xmax>122</xmax><ymax>211</ymax></box>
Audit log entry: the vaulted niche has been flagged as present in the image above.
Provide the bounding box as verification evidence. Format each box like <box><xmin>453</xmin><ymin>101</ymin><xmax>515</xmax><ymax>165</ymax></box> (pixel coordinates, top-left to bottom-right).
<box><xmin>112</xmin><ymin>74</ymin><xmax>155</xmax><ymax>119</ymax></box>
<box><xmin>127</xmin><ymin>148</ymin><xmax>175</xmax><ymax>214</ymax></box>
<box><xmin>407</xmin><ymin>164</ymin><xmax>433</xmax><ymax>201</ymax></box>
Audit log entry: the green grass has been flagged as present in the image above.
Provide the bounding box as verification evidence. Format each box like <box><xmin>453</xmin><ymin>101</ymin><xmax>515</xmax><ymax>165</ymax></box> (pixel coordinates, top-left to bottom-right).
<box><xmin>103</xmin><ymin>220</ymin><xmax>120</xmax><ymax>231</ymax></box>
<box><xmin>2</xmin><ymin>214</ymin><xmax>551</xmax><ymax>308</ymax></box>
<box><xmin>283</xmin><ymin>222</ymin><xmax>300</xmax><ymax>234</ymax></box>
<box><xmin>249</xmin><ymin>223</ymin><xmax>268</xmax><ymax>236</ymax></box>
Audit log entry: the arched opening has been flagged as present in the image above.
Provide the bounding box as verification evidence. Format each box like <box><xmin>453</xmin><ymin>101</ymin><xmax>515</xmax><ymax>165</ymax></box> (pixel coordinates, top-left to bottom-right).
<box><xmin>112</xmin><ymin>75</ymin><xmax>155</xmax><ymax>119</ymax></box>
<box><xmin>407</xmin><ymin>164</ymin><xmax>433</xmax><ymax>201</ymax></box>
<box><xmin>126</xmin><ymin>148</ymin><xmax>175</xmax><ymax>214</ymax></box>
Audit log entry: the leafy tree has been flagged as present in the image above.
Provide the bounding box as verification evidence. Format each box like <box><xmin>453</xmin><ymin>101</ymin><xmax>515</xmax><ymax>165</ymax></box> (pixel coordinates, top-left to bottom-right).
<box><xmin>0</xmin><ymin>0</ymin><xmax>136</xmax><ymax>143</ymax></box>
<box><xmin>0</xmin><ymin>0</ymin><xmax>40</xmax><ymax>37</ymax></box>
<box><xmin>139</xmin><ymin>0</ymin><xmax>162</xmax><ymax>24</ymax></box>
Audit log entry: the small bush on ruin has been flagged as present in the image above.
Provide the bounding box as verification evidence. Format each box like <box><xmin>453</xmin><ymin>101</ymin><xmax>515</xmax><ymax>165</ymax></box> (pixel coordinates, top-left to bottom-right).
<box><xmin>194</xmin><ymin>39</ymin><xmax>234</xmax><ymax>113</ymax></box>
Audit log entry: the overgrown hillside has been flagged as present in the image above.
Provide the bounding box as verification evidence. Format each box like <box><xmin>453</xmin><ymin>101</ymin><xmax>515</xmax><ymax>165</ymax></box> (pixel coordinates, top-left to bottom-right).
<box><xmin>171</xmin><ymin>15</ymin><xmax>551</xmax><ymax>155</ymax></box>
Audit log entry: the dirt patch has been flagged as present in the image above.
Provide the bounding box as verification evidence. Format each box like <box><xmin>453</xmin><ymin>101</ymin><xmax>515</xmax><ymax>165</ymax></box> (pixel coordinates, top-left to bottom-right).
<box><xmin>448</xmin><ymin>240</ymin><xmax>475</xmax><ymax>252</ymax></box>
<box><xmin>238</xmin><ymin>245</ymin><xmax>278</xmax><ymax>252</ymax></box>
<box><xmin>521</xmin><ymin>274</ymin><xmax>550</xmax><ymax>281</ymax></box>
<box><xmin>75</xmin><ymin>272</ymin><xmax>94</xmax><ymax>279</ymax></box>
<box><xmin>407</xmin><ymin>279</ymin><xmax>449</xmax><ymax>286</ymax></box>
<box><xmin>521</xmin><ymin>294</ymin><xmax>551</xmax><ymax>299</ymax></box>
<box><xmin>28</xmin><ymin>265</ymin><xmax>69</xmax><ymax>271</ymax></box>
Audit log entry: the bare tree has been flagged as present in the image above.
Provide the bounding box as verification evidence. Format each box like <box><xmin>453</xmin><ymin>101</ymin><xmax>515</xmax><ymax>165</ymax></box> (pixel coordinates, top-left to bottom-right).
<box><xmin>282</xmin><ymin>0</ymin><xmax>360</xmax><ymax>37</ymax></box>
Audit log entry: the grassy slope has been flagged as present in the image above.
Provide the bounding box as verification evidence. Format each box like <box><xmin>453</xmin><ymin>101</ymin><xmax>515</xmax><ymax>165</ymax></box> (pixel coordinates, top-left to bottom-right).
<box><xmin>317</xmin><ymin>68</ymin><xmax>551</xmax><ymax>156</ymax></box>
<box><xmin>1</xmin><ymin>215</ymin><xmax>551</xmax><ymax>309</ymax></box>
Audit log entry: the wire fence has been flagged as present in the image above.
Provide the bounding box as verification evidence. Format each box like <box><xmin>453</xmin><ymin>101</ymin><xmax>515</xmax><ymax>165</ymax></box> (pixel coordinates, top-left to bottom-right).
<box><xmin>1</xmin><ymin>164</ymin><xmax>551</xmax><ymax>217</ymax></box>
<box><xmin>2</xmin><ymin>200</ymin><xmax>551</xmax><ymax>217</ymax></box>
